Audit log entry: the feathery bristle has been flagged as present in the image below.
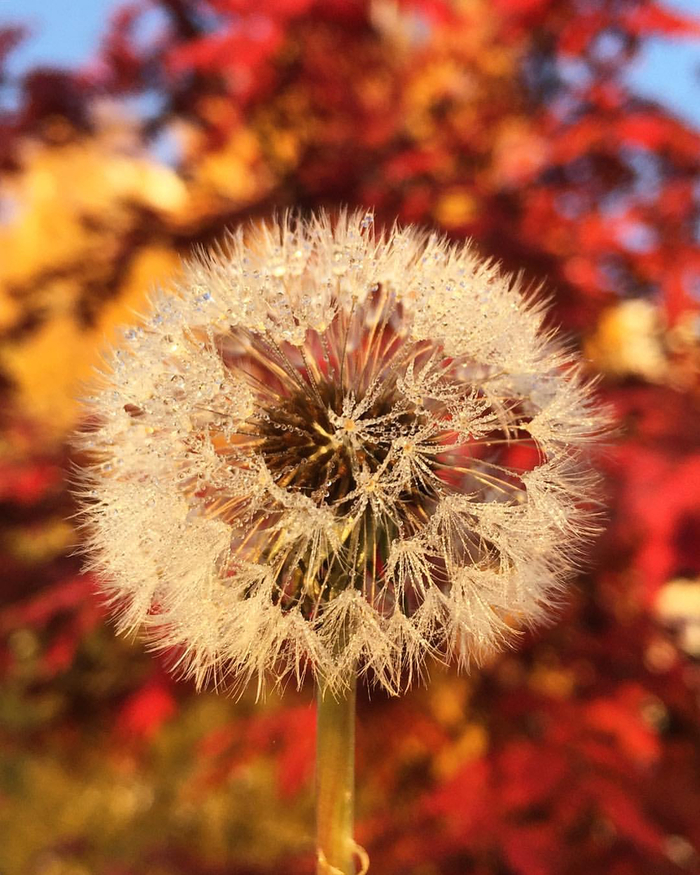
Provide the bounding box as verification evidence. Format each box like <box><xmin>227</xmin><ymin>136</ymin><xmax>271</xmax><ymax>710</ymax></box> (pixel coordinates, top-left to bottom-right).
<box><xmin>75</xmin><ymin>210</ymin><xmax>609</xmax><ymax>695</ymax></box>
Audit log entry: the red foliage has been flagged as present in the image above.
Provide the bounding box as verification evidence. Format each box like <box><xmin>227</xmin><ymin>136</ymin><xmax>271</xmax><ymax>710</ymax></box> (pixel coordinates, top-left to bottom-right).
<box><xmin>625</xmin><ymin>3</ymin><xmax>700</xmax><ymax>38</ymax></box>
<box><xmin>1</xmin><ymin>1</ymin><xmax>699</xmax><ymax>873</ymax></box>
<box><xmin>197</xmin><ymin>703</ymin><xmax>316</xmax><ymax>798</ymax></box>
<box><xmin>117</xmin><ymin>680</ymin><xmax>178</xmax><ymax>740</ymax></box>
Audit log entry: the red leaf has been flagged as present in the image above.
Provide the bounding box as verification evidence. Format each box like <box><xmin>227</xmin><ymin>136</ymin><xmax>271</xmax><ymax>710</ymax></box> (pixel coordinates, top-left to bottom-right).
<box><xmin>0</xmin><ymin>26</ymin><xmax>27</xmax><ymax>66</ymax></box>
<box><xmin>497</xmin><ymin>741</ymin><xmax>567</xmax><ymax>810</ymax></box>
<box><xmin>0</xmin><ymin>461</ymin><xmax>61</xmax><ymax>504</ymax></box>
<box><xmin>616</xmin><ymin>114</ymin><xmax>700</xmax><ymax>158</ymax></box>
<box><xmin>625</xmin><ymin>3</ymin><xmax>700</xmax><ymax>37</ymax></box>
<box><xmin>558</xmin><ymin>13</ymin><xmax>608</xmax><ymax>55</ymax></box>
<box><xmin>210</xmin><ymin>0</ymin><xmax>314</xmax><ymax>14</ymax></box>
<box><xmin>0</xmin><ymin>575</ymin><xmax>96</xmax><ymax>632</ymax></box>
<box><xmin>423</xmin><ymin>758</ymin><xmax>491</xmax><ymax>836</ymax></box>
<box><xmin>585</xmin><ymin>688</ymin><xmax>659</xmax><ymax>766</ymax></box>
<box><xmin>592</xmin><ymin>778</ymin><xmax>664</xmax><ymax>853</ymax></box>
<box><xmin>117</xmin><ymin>682</ymin><xmax>176</xmax><ymax>740</ymax></box>
<box><xmin>502</xmin><ymin>824</ymin><xmax>558</xmax><ymax>875</ymax></box>
<box><xmin>43</xmin><ymin>631</ymin><xmax>79</xmax><ymax>675</ymax></box>
<box><xmin>614</xmin><ymin>448</ymin><xmax>700</xmax><ymax>600</ymax></box>
<box><xmin>277</xmin><ymin>706</ymin><xmax>316</xmax><ymax>797</ymax></box>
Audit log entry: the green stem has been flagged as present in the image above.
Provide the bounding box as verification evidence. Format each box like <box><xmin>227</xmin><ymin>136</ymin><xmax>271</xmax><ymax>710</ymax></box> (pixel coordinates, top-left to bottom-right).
<box><xmin>316</xmin><ymin>675</ymin><xmax>356</xmax><ymax>874</ymax></box>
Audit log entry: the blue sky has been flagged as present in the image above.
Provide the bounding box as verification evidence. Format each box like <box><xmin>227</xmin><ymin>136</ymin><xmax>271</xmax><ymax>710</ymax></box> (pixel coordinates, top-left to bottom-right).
<box><xmin>2</xmin><ymin>0</ymin><xmax>699</xmax><ymax>128</ymax></box>
<box><xmin>4</xmin><ymin>0</ymin><xmax>114</xmax><ymax>72</ymax></box>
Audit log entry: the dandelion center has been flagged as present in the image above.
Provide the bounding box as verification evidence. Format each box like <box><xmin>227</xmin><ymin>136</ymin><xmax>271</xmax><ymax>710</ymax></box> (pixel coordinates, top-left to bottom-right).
<box><xmin>254</xmin><ymin>382</ymin><xmax>384</xmax><ymax>506</ymax></box>
<box><xmin>205</xmin><ymin>287</ymin><xmax>541</xmax><ymax>621</ymax></box>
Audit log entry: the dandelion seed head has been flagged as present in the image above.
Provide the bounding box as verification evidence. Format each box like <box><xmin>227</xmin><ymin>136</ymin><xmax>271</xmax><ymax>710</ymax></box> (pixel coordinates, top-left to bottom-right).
<box><xmin>76</xmin><ymin>210</ymin><xmax>608</xmax><ymax>695</ymax></box>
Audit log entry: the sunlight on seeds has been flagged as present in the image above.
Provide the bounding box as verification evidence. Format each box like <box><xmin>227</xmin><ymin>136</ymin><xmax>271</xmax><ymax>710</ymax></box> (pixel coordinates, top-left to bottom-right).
<box><xmin>76</xmin><ymin>210</ymin><xmax>609</xmax><ymax>696</ymax></box>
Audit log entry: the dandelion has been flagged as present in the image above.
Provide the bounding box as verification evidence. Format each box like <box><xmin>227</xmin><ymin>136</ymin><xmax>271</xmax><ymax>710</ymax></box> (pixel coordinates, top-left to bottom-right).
<box><xmin>76</xmin><ymin>209</ymin><xmax>607</xmax><ymax>873</ymax></box>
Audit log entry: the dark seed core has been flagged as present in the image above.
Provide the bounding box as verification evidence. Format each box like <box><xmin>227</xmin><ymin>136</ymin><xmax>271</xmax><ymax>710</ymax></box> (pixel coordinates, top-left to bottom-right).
<box><xmin>255</xmin><ymin>379</ymin><xmax>409</xmax><ymax>508</ymax></box>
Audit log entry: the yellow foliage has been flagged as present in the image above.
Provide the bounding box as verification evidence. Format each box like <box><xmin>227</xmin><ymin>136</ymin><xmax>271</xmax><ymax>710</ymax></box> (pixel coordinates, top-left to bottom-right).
<box><xmin>528</xmin><ymin>665</ymin><xmax>576</xmax><ymax>699</ymax></box>
<box><xmin>6</xmin><ymin>519</ymin><xmax>74</xmax><ymax>563</ymax></box>
<box><xmin>585</xmin><ymin>299</ymin><xmax>668</xmax><ymax>382</ymax></box>
<box><xmin>429</xmin><ymin>674</ymin><xmax>471</xmax><ymax>727</ymax></box>
<box><xmin>2</xmin><ymin>314</ymin><xmax>94</xmax><ymax>434</ymax></box>
<box><xmin>0</xmin><ymin>286</ymin><xmax>20</xmax><ymax>334</ymax></box>
<box><xmin>190</xmin><ymin>127</ymin><xmax>275</xmax><ymax>214</ymax></box>
<box><xmin>97</xmin><ymin>245</ymin><xmax>181</xmax><ymax>342</ymax></box>
<box><xmin>1</xmin><ymin>246</ymin><xmax>178</xmax><ymax>437</ymax></box>
<box><xmin>0</xmin><ymin>131</ymin><xmax>186</xmax><ymax>289</ymax></box>
<box><xmin>433</xmin><ymin>189</ymin><xmax>477</xmax><ymax>228</ymax></box>
<box><xmin>0</xmin><ymin>112</ymin><xmax>194</xmax><ymax>442</ymax></box>
<box><xmin>433</xmin><ymin>724</ymin><xmax>488</xmax><ymax>779</ymax></box>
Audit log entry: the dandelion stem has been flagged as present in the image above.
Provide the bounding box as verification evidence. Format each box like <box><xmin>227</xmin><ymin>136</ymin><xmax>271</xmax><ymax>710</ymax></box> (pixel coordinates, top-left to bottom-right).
<box><xmin>316</xmin><ymin>675</ymin><xmax>357</xmax><ymax>874</ymax></box>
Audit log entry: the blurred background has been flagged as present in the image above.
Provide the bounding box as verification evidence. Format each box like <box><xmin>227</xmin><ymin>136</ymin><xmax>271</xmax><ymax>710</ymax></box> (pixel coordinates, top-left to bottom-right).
<box><xmin>1</xmin><ymin>1</ymin><xmax>699</xmax><ymax>873</ymax></box>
